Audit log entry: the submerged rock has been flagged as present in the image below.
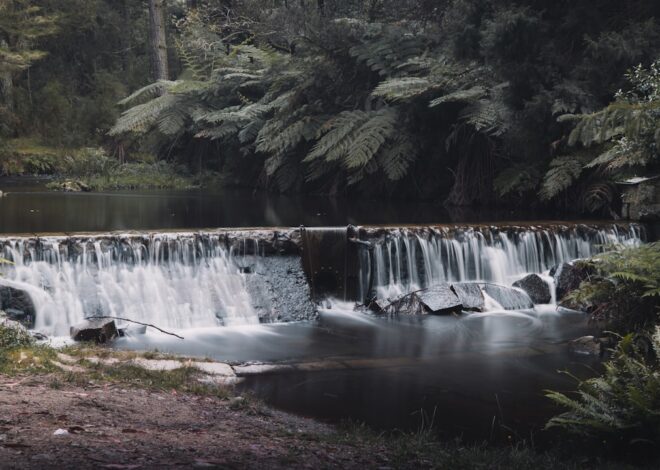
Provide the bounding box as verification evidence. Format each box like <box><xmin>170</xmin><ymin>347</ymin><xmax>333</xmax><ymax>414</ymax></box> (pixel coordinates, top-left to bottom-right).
<box><xmin>482</xmin><ymin>284</ymin><xmax>533</xmax><ymax>310</ymax></box>
<box><xmin>512</xmin><ymin>274</ymin><xmax>551</xmax><ymax>304</ymax></box>
<box><xmin>70</xmin><ymin>318</ymin><xmax>118</xmax><ymax>343</ymax></box>
<box><xmin>0</xmin><ymin>285</ymin><xmax>36</xmax><ymax>329</ymax></box>
<box><xmin>568</xmin><ymin>336</ymin><xmax>601</xmax><ymax>356</ymax></box>
<box><xmin>451</xmin><ymin>283</ymin><xmax>485</xmax><ymax>311</ymax></box>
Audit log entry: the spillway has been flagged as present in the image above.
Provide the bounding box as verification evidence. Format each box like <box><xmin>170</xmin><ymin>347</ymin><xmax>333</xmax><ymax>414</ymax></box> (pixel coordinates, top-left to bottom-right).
<box><xmin>0</xmin><ymin>223</ymin><xmax>645</xmax><ymax>336</ymax></box>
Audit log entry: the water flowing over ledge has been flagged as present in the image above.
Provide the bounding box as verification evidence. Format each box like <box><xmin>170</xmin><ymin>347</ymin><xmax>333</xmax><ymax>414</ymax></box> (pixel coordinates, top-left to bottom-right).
<box><xmin>0</xmin><ymin>222</ymin><xmax>645</xmax><ymax>336</ymax></box>
<box><xmin>359</xmin><ymin>223</ymin><xmax>644</xmax><ymax>300</ymax></box>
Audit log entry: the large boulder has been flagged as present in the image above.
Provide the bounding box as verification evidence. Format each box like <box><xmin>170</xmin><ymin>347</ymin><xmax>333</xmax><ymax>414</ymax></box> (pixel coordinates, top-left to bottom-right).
<box><xmin>70</xmin><ymin>318</ymin><xmax>118</xmax><ymax>343</ymax></box>
<box><xmin>482</xmin><ymin>284</ymin><xmax>533</xmax><ymax>310</ymax></box>
<box><xmin>513</xmin><ymin>274</ymin><xmax>551</xmax><ymax>304</ymax></box>
<box><xmin>0</xmin><ymin>285</ymin><xmax>36</xmax><ymax>329</ymax></box>
<box><xmin>380</xmin><ymin>283</ymin><xmax>463</xmax><ymax>315</ymax></box>
<box><xmin>451</xmin><ymin>283</ymin><xmax>485</xmax><ymax>311</ymax></box>
<box><xmin>553</xmin><ymin>261</ymin><xmax>594</xmax><ymax>301</ymax></box>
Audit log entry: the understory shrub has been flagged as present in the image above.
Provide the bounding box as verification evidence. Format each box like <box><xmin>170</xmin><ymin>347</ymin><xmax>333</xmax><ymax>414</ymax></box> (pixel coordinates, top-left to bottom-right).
<box><xmin>563</xmin><ymin>243</ymin><xmax>660</xmax><ymax>332</ymax></box>
<box><xmin>546</xmin><ymin>331</ymin><xmax>660</xmax><ymax>455</ymax></box>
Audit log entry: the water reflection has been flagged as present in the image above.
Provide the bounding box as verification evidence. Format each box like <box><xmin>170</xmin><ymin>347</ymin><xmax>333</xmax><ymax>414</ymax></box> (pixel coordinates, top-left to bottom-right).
<box><xmin>113</xmin><ymin>306</ymin><xmax>598</xmax><ymax>442</ymax></box>
<box><xmin>1</xmin><ymin>177</ymin><xmax>579</xmax><ymax>233</ymax></box>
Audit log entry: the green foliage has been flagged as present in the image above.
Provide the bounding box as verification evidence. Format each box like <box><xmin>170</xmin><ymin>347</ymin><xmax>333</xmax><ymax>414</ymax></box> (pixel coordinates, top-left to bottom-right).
<box><xmin>494</xmin><ymin>165</ymin><xmax>539</xmax><ymax>197</ymax></box>
<box><xmin>539</xmin><ymin>156</ymin><xmax>588</xmax><ymax>201</ymax></box>
<box><xmin>563</xmin><ymin>243</ymin><xmax>660</xmax><ymax>332</ymax></box>
<box><xmin>546</xmin><ymin>330</ymin><xmax>660</xmax><ymax>451</ymax></box>
<box><xmin>0</xmin><ymin>322</ymin><xmax>33</xmax><ymax>350</ymax></box>
<box><xmin>544</xmin><ymin>59</ymin><xmax>660</xmax><ymax>204</ymax></box>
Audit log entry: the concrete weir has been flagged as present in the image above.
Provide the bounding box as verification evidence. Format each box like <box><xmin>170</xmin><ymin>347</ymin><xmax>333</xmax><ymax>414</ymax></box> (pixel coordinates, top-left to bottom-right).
<box><xmin>0</xmin><ymin>222</ymin><xmax>645</xmax><ymax>338</ymax></box>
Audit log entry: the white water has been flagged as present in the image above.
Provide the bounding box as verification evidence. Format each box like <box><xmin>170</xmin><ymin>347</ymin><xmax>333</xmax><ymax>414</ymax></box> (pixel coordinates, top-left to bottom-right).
<box><xmin>0</xmin><ymin>224</ymin><xmax>645</xmax><ymax>336</ymax></box>
<box><xmin>363</xmin><ymin>224</ymin><xmax>643</xmax><ymax>299</ymax></box>
<box><xmin>1</xmin><ymin>234</ymin><xmax>258</xmax><ymax>336</ymax></box>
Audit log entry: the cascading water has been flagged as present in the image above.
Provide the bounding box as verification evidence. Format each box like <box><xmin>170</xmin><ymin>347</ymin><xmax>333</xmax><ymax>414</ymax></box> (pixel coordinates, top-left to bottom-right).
<box><xmin>0</xmin><ymin>234</ymin><xmax>259</xmax><ymax>336</ymax></box>
<box><xmin>361</xmin><ymin>224</ymin><xmax>644</xmax><ymax>300</ymax></box>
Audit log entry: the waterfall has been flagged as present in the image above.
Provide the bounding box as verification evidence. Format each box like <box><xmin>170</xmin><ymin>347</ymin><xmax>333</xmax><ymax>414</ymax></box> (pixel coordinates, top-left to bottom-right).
<box><xmin>1</xmin><ymin>233</ymin><xmax>259</xmax><ymax>336</ymax></box>
<box><xmin>362</xmin><ymin>224</ymin><xmax>644</xmax><ymax>299</ymax></box>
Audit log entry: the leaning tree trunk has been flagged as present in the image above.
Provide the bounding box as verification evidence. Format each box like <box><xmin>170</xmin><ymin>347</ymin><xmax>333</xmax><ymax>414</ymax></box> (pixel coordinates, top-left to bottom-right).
<box><xmin>148</xmin><ymin>0</ymin><xmax>169</xmax><ymax>81</ymax></box>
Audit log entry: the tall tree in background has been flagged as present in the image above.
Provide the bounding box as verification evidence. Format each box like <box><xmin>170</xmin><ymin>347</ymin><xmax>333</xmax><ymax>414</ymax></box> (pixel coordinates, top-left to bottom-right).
<box><xmin>149</xmin><ymin>0</ymin><xmax>169</xmax><ymax>80</ymax></box>
<box><xmin>0</xmin><ymin>1</ymin><xmax>56</xmax><ymax>123</ymax></box>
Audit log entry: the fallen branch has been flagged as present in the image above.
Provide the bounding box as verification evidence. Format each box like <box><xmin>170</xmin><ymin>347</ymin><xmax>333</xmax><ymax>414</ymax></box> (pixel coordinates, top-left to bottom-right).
<box><xmin>86</xmin><ymin>316</ymin><xmax>184</xmax><ymax>340</ymax></box>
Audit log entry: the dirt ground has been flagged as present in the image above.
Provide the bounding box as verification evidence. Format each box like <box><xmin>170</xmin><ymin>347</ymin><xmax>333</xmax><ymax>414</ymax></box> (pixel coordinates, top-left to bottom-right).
<box><xmin>0</xmin><ymin>374</ymin><xmax>396</xmax><ymax>469</ymax></box>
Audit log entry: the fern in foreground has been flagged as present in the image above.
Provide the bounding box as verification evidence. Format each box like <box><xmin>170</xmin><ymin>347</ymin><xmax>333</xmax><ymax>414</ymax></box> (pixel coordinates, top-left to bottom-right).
<box><xmin>563</xmin><ymin>243</ymin><xmax>659</xmax><ymax>332</ymax></box>
<box><xmin>546</xmin><ymin>331</ymin><xmax>660</xmax><ymax>450</ymax></box>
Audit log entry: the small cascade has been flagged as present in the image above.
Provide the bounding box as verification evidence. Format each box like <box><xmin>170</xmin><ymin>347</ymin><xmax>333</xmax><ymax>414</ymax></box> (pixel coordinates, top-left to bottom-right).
<box><xmin>361</xmin><ymin>224</ymin><xmax>643</xmax><ymax>300</ymax></box>
<box><xmin>0</xmin><ymin>234</ymin><xmax>259</xmax><ymax>336</ymax></box>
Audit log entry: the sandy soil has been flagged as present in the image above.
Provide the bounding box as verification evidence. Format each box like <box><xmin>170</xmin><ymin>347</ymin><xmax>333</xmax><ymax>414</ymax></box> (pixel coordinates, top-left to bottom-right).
<box><xmin>0</xmin><ymin>374</ymin><xmax>396</xmax><ymax>469</ymax></box>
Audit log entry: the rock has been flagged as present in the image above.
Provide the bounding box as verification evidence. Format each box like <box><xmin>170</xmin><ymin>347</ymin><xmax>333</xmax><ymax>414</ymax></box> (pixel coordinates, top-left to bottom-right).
<box><xmin>70</xmin><ymin>318</ymin><xmax>118</xmax><ymax>343</ymax></box>
<box><xmin>58</xmin><ymin>180</ymin><xmax>91</xmax><ymax>192</ymax></box>
<box><xmin>0</xmin><ymin>285</ymin><xmax>36</xmax><ymax>329</ymax></box>
<box><xmin>568</xmin><ymin>336</ymin><xmax>601</xmax><ymax>356</ymax></box>
<box><xmin>482</xmin><ymin>284</ymin><xmax>534</xmax><ymax>310</ymax></box>
<box><xmin>130</xmin><ymin>359</ymin><xmax>184</xmax><ymax>371</ymax></box>
<box><xmin>415</xmin><ymin>284</ymin><xmax>462</xmax><ymax>314</ymax></box>
<box><xmin>554</xmin><ymin>262</ymin><xmax>594</xmax><ymax>301</ymax></box>
<box><xmin>513</xmin><ymin>274</ymin><xmax>551</xmax><ymax>304</ymax></box>
<box><xmin>451</xmin><ymin>283</ymin><xmax>485</xmax><ymax>311</ymax></box>
<box><xmin>381</xmin><ymin>284</ymin><xmax>463</xmax><ymax>315</ymax></box>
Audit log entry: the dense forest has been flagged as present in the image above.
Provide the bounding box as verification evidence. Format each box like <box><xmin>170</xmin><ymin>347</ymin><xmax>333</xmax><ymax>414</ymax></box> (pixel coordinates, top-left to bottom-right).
<box><xmin>1</xmin><ymin>0</ymin><xmax>660</xmax><ymax>213</ymax></box>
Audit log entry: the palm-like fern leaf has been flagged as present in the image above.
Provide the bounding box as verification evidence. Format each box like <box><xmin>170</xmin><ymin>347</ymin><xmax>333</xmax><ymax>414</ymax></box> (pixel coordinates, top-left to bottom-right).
<box><xmin>376</xmin><ymin>136</ymin><xmax>416</xmax><ymax>181</ymax></box>
<box><xmin>539</xmin><ymin>156</ymin><xmax>586</xmax><ymax>200</ymax></box>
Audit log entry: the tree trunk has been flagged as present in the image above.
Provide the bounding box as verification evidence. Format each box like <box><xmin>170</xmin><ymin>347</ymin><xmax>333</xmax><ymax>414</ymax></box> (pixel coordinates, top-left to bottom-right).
<box><xmin>148</xmin><ymin>0</ymin><xmax>169</xmax><ymax>81</ymax></box>
<box><xmin>0</xmin><ymin>40</ymin><xmax>14</xmax><ymax>114</ymax></box>
<box><xmin>120</xmin><ymin>0</ymin><xmax>131</xmax><ymax>72</ymax></box>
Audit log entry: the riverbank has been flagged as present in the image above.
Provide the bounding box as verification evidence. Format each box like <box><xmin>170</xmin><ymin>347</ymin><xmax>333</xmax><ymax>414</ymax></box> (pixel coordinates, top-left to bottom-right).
<box><xmin>0</xmin><ymin>372</ymin><xmax>649</xmax><ymax>470</ymax></box>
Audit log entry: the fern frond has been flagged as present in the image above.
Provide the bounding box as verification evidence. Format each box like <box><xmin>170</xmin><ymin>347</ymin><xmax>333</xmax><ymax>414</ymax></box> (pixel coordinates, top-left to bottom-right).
<box><xmin>376</xmin><ymin>135</ymin><xmax>416</xmax><ymax>181</ymax></box>
<box><xmin>194</xmin><ymin>123</ymin><xmax>240</xmax><ymax>140</ymax></box>
<box><xmin>342</xmin><ymin>108</ymin><xmax>399</xmax><ymax>169</ymax></box>
<box><xmin>110</xmin><ymin>94</ymin><xmax>179</xmax><ymax>135</ymax></box>
<box><xmin>118</xmin><ymin>81</ymin><xmax>177</xmax><ymax>107</ymax></box>
<box><xmin>539</xmin><ymin>156</ymin><xmax>585</xmax><ymax>200</ymax></box>
<box><xmin>372</xmin><ymin>77</ymin><xmax>434</xmax><ymax>101</ymax></box>
<box><xmin>304</xmin><ymin>111</ymin><xmax>372</xmax><ymax>163</ymax></box>
<box><xmin>256</xmin><ymin>116</ymin><xmax>322</xmax><ymax>155</ymax></box>
<box><xmin>459</xmin><ymin>99</ymin><xmax>509</xmax><ymax>136</ymax></box>
<box><xmin>429</xmin><ymin>86</ymin><xmax>487</xmax><ymax>107</ymax></box>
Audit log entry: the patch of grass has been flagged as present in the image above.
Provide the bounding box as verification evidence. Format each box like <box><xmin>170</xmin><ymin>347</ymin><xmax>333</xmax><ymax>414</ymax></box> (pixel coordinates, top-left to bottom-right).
<box><xmin>0</xmin><ymin>323</ymin><xmax>58</xmax><ymax>375</ymax></box>
<box><xmin>84</xmin><ymin>363</ymin><xmax>231</xmax><ymax>398</ymax></box>
<box><xmin>326</xmin><ymin>421</ymin><xmax>649</xmax><ymax>470</ymax></box>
